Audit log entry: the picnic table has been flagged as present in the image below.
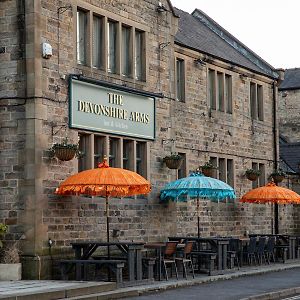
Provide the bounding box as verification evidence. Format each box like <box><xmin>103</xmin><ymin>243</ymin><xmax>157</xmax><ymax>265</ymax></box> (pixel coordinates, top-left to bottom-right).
<box><xmin>64</xmin><ymin>241</ymin><xmax>145</xmax><ymax>283</ymax></box>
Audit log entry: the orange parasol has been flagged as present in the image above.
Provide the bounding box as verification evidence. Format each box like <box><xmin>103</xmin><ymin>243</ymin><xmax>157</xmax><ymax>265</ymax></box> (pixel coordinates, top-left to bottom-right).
<box><xmin>55</xmin><ymin>158</ymin><xmax>151</xmax><ymax>243</ymax></box>
<box><xmin>240</xmin><ymin>181</ymin><xmax>300</xmax><ymax>205</ymax></box>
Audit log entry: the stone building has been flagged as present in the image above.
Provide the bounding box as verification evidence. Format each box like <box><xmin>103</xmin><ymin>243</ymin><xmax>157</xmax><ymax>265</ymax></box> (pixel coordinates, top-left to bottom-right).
<box><xmin>278</xmin><ymin>69</ymin><xmax>300</xmax><ymax>227</ymax></box>
<box><xmin>0</xmin><ymin>0</ymin><xmax>289</xmax><ymax>279</ymax></box>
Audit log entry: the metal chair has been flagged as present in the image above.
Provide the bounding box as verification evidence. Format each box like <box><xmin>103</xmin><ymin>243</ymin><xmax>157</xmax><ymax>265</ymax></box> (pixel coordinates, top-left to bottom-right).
<box><xmin>160</xmin><ymin>241</ymin><xmax>179</xmax><ymax>280</ymax></box>
<box><xmin>243</xmin><ymin>237</ymin><xmax>257</xmax><ymax>265</ymax></box>
<box><xmin>175</xmin><ymin>241</ymin><xmax>195</xmax><ymax>279</ymax></box>
<box><xmin>255</xmin><ymin>236</ymin><xmax>267</xmax><ymax>264</ymax></box>
<box><xmin>227</xmin><ymin>238</ymin><xmax>240</xmax><ymax>269</ymax></box>
<box><xmin>264</xmin><ymin>236</ymin><xmax>276</xmax><ymax>264</ymax></box>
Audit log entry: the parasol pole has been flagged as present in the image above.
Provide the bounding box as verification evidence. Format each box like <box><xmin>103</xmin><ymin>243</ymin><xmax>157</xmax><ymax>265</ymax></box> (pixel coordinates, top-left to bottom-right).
<box><xmin>106</xmin><ymin>187</ymin><xmax>110</xmax><ymax>260</ymax></box>
<box><xmin>197</xmin><ymin>196</ymin><xmax>200</xmax><ymax>239</ymax></box>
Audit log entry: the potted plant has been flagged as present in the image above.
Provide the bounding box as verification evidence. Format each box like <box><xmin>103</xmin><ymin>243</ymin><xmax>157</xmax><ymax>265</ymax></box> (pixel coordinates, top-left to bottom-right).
<box><xmin>163</xmin><ymin>153</ymin><xmax>183</xmax><ymax>169</ymax></box>
<box><xmin>245</xmin><ymin>169</ymin><xmax>261</xmax><ymax>181</ymax></box>
<box><xmin>0</xmin><ymin>224</ymin><xmax>21</xmax><ymax>280</ymax></box>
<box><xmin>50</xmin><ymin>137</ymin><xmax>79</xmax><ymax>161</ymax></box>
<box><xmin>200</xmin><ymin>162</ymin><xmax>217</xmax><ymax>177</ymax></box>
<box><xmin>270</xmin><ymin>169</ymin><xmax>286</xmax><ymax>183</ymax></box>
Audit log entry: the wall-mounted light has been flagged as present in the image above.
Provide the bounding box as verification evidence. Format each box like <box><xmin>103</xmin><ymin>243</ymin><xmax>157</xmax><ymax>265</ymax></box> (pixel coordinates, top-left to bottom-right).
<box><xmin>157</xmin><ymin>1</ymin><xmax>168</xmax><ymax>12</ymax></box>
<box><xmin>239</xmin><ymin>73</ymin><xmax>247</xmax><ymax>81</ymax></box>
<box><xmin>194</xmin><ymin>58</ymin><xmax>206</xmax><ymax>67</ymax></box>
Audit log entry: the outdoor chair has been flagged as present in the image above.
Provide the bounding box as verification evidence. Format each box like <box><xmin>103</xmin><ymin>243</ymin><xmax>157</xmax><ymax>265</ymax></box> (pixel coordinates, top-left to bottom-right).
<box><xmin>243</xmin><ymin>236</ymin><xmax>257</xmax><ymax>265</ymax></box>
<box><xmin>227</xmin><ymin>238</ymin><xmax>240</xmax><ymax>269</ymax></box>
<box><xmin>255</xmin><ymin>236</ymin><xmax>267</xmax><ymax>265</ymax></box>
<box><xmin>175</xmin><ymin>241</ymin><xmax>195</xmax><ymax>279</ymax></box>
<box><xmin>264</xmin><ymin>236</ymin><xmax>276</xmax><ymax>264</ymax></box>
<box><xmin>159</xmin><ymin>241</ymin><xmax>179</xmax><ymax>280</ymax></box>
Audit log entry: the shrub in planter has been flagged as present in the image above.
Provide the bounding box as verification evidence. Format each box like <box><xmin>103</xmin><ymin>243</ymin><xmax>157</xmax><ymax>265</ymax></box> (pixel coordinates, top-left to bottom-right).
<box><xmin>0</xmin><ymin>225</ymin><xmax>21</xmax><ymax>280</ymax></box>
<box><xmin>270</xmin><ymin>169</ymin><xmax>286</xmax><ymax>183</ymax></box>
<box><xmin>163</xmin><ymin>153</ymin><xmax>183</xmax><ymax>169</ymax></box>
<box><xmin>245</xmin><ymin>169</ymin><xmax>261</xmax><ymax>181</ymax></box>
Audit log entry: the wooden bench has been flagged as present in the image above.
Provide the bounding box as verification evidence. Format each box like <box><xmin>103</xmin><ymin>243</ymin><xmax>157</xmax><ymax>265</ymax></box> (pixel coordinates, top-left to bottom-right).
<box><xmin>60</xmin><ymin>259</ymin><xmax>125</xmax><ymax>285</ymax></box>
<box><xmin>191</xmin><ymin>251</ymin><xmax>217</xmax><ymax>275</ymax></box>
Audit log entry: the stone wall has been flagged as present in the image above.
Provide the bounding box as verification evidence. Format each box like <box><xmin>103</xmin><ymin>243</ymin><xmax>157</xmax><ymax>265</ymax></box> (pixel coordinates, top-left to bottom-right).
<box><xmin>278</xmin><ymin>89</ymin><xmax>300</xmax><ymax>143</ymax></box>
<box><xmin>1</xmin><ymin>0</ymin><xmax>296</xmax><ymax>279</ymax></box>
<box><xmin>0</xmin><ymin>0</ymin><xmax>26</xmax><ymax>242</ymax></box>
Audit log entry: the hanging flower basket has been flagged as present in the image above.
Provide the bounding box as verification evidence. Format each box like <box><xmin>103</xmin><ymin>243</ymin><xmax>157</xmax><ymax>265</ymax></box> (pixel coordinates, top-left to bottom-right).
<box><xmin>270</xmin><ymin>169</ymin><xmax>286</xmax><ymax>183</ymax></box>
<box><xmin>202</xmin><ymin>168</ymin><xmax>214</xmax><ymax>177</ymax></box>
<box><xmin>50</xmin><ymin>138</ymin><xmax>79</xmax><ymax>162</ymax></box>
<box><xmin>54</xmin><ymin>147</ymin><xmax>77</xmax><ymax>161</ymax></box>
<box><xmin>199</xmin><ymin>162</ymin><xmax>217</xmax><ymax>177</ymax></box>
<box><xmin>245</xmin><ymin>169</ymin><xmax>261</xmax><ymax>181</ymax></box>
<box><xmin>163</xmin><ymin>154</ymin><xmax>183</xmax><ymax>169</ymax></box>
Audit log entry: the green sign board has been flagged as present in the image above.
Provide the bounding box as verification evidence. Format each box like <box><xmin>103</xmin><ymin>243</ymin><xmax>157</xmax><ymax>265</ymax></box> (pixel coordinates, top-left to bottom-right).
<box><xmin>70</xmin><ymin>79</ymin><xmax>155</xmax><ymax>140</ymax></box>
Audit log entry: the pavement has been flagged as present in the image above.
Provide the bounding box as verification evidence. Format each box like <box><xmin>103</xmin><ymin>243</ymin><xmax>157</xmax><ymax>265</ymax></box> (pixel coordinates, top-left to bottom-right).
<box><xmin>1</xmin><ymin>261</ymin><xmax>300</xmax><ymax>299</ymax></box>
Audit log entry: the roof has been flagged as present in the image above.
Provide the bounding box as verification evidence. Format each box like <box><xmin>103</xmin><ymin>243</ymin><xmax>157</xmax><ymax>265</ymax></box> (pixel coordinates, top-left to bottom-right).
<box><xmin>174</xmin><ymin>8</ymin><xmax>278</xmax><ymax>79</ymax></box>
<box><xmin>279</xmin><ymin>68</ymin><xmax>300</xmax><ymax>91</ymax></box>
<box><xmin>279</xmin><ymin>142</ymin><xmax>300</xmax><ymax>174</ymax></box>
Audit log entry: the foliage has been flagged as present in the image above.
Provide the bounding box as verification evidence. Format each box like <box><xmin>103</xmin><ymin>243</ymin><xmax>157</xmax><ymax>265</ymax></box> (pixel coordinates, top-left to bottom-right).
<box><xmin>245</xmin><ymin>169</ymin><xmax>261</xmax><ymax>176</ymax></box>
<box><xmin>200</xmin><ymin>161</ymin><xmax>217</xmax><ymax>170</ymax></box>
<box><xmin>0</xmin><ymin>223</ymin><xmax>7</xmax><ymax>248</ymax></box>
<box><xmin>270</xmin><ymin>169</ymin><xmax>286</xmax><ymax>177</ymax></box>
<box><xmin>0</xmin><ymin>241</ymin><xmax>20</xmax><ymax>264</ymax></box>
<box><xmin>49</xmin><ymin>137</ymin><xmax>82</xmax><ymax>159</ymax></box>
<box><xmin>163</xmin><ymin>153</ymin><xmax>182</xmax><ymax>161</ymax></box>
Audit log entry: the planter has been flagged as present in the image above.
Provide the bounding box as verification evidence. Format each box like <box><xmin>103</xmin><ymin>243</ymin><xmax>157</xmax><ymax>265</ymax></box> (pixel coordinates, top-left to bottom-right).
<box><xmin>54</xmin><ymin>147</ymin><xmax>77</xmax><ymax>161</ymax></box>
<box><xmin>202</xmin><ymin>168</ymin><xmax>214</xmax><ymax>177</ymax></box>
<box><xmin>164</xmin><ymin>157</ymin><xmax>183</xmax><ymax>169</ymax></box>
<box><xmin>246</xmin><ymin>173</ymin><xmax>259</xmax><ymax>181</ymax></box>
<box><xmin>0</xmin><ymin>263</ymin><xmax>21</xmax><ymax>280</ymax></box>
<box><xmin>271</xmin><ymin>175</ymin><xmax>285</xmax><ymax>183</ymax></box>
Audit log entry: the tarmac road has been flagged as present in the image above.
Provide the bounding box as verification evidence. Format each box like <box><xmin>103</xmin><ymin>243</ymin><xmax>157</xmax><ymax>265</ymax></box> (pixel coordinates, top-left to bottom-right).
<box><xmin>127</xmin><ymin>268</ymin><xmax>300</xmax><ymax>300</ymax></box>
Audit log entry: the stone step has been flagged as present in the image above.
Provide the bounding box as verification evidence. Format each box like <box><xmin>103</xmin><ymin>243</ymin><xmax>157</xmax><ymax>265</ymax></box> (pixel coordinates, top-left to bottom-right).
<box><xmin>0</xmin><ymin>281</ymin><xmax>116</xmax><ymax>300</ymax></box>
<box><xmin>59</xmin><ymin>287</ymin><xmax>140</xmax><ymax>300</ymax></box>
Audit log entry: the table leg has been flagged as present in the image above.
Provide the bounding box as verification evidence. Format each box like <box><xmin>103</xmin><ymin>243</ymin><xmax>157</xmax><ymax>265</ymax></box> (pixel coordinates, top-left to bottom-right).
<box><xmin>128</xmin><ymin>247</ymin><xmax>135</xmax><ymax>282</ymax></box>
<box><xmin>136</xmin><ymin>248</ymin><xmax>142</xmax><ymax>281</ymax></box>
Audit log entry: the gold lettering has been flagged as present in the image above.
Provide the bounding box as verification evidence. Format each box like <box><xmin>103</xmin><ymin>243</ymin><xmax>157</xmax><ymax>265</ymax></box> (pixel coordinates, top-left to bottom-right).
<box><xmin>107</xmin><ymin>92</ymin><xmax>124</xmax><ymax>106</ymax></box>
<box><xmin>78</xmin><ymin>100</ymin><xmax>85</xmax><ymax>111</ymax></box>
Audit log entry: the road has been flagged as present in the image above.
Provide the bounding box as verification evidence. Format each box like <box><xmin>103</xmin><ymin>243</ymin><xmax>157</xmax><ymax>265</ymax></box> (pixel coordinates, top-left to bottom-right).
<box><xmin>127</xmin><ymin>268</ymin><xmax>300</xmax><ymax>300</ymax></box>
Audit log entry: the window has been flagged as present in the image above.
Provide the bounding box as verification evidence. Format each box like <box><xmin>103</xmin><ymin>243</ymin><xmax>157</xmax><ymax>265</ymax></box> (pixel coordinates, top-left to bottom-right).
<box><xmin>208</xmin><ymin>69</ymin><xmax>216</xmax><ymax>109</ymax></box>
<box><xmin>217</xmin><ymin>72</ymin><xmax>224</xmax><ymax>112</ymax></box>
<box><xmin>210</xmin><ymin>156</ymin><xmax>234</xmax><ymax>186</ymax></box>
<box><xmin>225</xmin><ymin>74</ymin><xmax>232</xmax><ymax>113</ymax></box>
<box><xmin>122</xmin><ymin>26</ymin><xmax>132</xmax><ymax>77</ymax></box>
<box><xmin>250</xmin><ymin>82</ymin><xmax>264</xmax><ymax>121</ymax></box>
<box><xmin>76</xmin><ymin>6</ymin><xmax>146</xmax><ymax>81</ymax></box>
<box><xmin>208</xmin><ymin>69</ymin><xmax>232</xmax><ymax>113</ymax></box>
<box><xmin>135</xmin><ymin>30</ymin><xmax>145</xmax><ymax>80</ymax></box>
<box><xmin>108</xmin><ymin>21</ymin><xmax>117</xmax><ymax>74</ymax></box>
<box><xmin>176</xmin><ymin>58</ymin><xmax>185</xmax><ymax>102</ymax></box>
<box><xmin>251</xmin><ymin>162</ymin><xmax>265</xmax><ymax>188</ymax></box>
<box><xmin>79</xmin><ymin>134</ymin><xmax>148</xmax><ymax>178</ymax></box>
<box><xmin>177</xmin><ymin>153</ymin><xmax>187</xmax><ymax>179</ymax></box>
<box><xmin>77</xmin><ymin>10</ymin><xmax>87</xmax><ymax>65</ymax></box>
<box><xmin>93</xmin><ymin>15</ymin><xmax>104</xmax><ymax>69</ymax></box>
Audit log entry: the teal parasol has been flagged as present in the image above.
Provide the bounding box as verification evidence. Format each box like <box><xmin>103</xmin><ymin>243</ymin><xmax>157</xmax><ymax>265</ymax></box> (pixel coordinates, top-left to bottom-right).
<box><xmin>160</xmin><ymin>172</ymin><xmax>236</xmax><ymax>237</ymax></box>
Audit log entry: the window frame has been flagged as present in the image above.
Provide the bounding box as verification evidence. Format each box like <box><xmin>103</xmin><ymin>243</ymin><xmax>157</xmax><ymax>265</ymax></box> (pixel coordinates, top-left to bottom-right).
<box><xmin>175</xmin><ymin>57</ymin><xmax>185</xmax><ymax>102</ymax></box>
<box><xmin>250</xmin><ymin>81</ymin><xmax>264</xmax><ymax>121</ymax></box>
<box><xmin>78</xmin><ymin>132</ymin><xmax>149</xmax><ymax>179</ymax></box>
<box><xmin>75</xmin><ymin>5</ymin><xmax>148</xmax><ymax>83</ymax></box>
<box><xmin>208</xmin><ymin>68</ymin><xmax>232</xmax><ymax>114</ymax></box>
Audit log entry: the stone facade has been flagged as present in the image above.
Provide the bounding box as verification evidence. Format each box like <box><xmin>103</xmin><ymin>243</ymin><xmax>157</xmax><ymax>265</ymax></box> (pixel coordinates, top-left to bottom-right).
<box><xmin>278</xmin><ymin>89</ymin><xmax>300</xmax><ymax>143</ymax></box>
<box><xmin>0</xmin><ymin>0</ymin><xmax>294</xmax><ymax>279</ymax></box>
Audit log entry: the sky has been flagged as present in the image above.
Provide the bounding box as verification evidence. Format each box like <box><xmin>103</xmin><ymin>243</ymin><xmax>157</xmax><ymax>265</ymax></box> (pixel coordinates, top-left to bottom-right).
<box><xmin>170</xmin><ymin>0</ymin><xmax>299</xmax><ymax>69</ymax></box>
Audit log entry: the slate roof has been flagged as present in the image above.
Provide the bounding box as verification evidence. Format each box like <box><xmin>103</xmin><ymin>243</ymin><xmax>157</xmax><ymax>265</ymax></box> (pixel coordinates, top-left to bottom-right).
<box><xmin>279</xmin><ymin>142</ymin><xmax>300</xmax><ymax>174</ymax></box>
<box><xmin>279</xmin><ymin>68</ymin><xmax>300</xmax><ymax>91</ymax></box>
<box><xmin>174</xmin><ymin>8</ymin><xmax>278</xmax><ymax>79</ymax></box>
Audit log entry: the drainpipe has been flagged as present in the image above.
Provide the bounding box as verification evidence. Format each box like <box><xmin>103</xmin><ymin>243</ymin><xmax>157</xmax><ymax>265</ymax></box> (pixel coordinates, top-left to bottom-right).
<box><xmin>273</xmin><ymin>81</ymin><xmax>279</xmax><ymax>234</ymax></box>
